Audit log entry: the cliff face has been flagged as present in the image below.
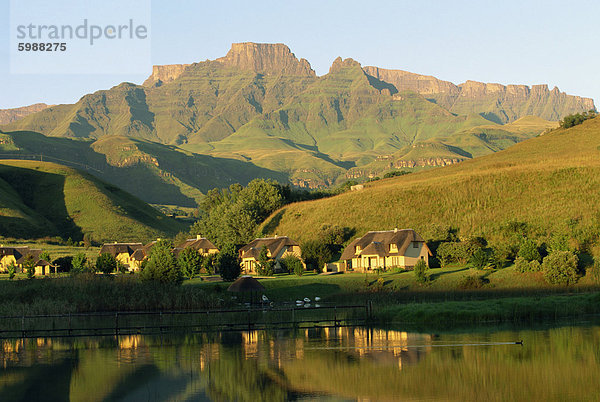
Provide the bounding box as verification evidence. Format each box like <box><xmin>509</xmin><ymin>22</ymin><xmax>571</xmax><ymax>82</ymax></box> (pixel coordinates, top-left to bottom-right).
<box><xmin>0</xmin><ymin>103</ymin><xmax>50</xmax><ymax>125</ymax></box>
<box><xmin>363</xmin><ymin>66</ymin><xmax>595</xmax><ymax>123</ymax></box>
<box><xmin>216</xmin><ymin>42</ymin><xmax>315</xmax><ymax>76</ymax></box>
<box><xmin>143</xmin><ymin>64</ymin><xmax>191</xmax><ymax>87</ymax></box>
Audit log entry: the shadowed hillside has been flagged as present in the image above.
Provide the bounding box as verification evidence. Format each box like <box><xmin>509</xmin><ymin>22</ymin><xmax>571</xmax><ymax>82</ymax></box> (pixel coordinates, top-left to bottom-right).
<box><xmin>0</xmin><ymin>160</ymin><xmax>186</xmax><ymax>242</ymax></box>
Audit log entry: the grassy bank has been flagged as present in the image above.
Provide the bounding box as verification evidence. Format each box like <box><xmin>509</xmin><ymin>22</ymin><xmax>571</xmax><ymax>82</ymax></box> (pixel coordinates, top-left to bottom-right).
<box><xmin>0</xmin><ymin>275</ymin><xmax>224</xmax><ymax>316</ymax></box>
<box><xmin>374</xmin><ymin>292</ymin><xmax>600</xmax><ymax>327</ymax></box>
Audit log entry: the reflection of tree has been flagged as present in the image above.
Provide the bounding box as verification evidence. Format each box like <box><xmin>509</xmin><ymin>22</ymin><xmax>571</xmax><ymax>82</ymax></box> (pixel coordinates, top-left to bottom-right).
<box><xmin>0</xmin><ymin>358</ymin><xmax>75</xmax><ymax>401</ymax></box>
<box><xmin>207</xmin><ymin>348</ymin><xmax>290</xmax><ymax>402</ymax></box>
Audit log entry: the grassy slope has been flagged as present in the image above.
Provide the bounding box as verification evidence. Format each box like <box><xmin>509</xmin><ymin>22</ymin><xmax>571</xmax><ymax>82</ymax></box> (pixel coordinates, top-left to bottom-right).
<box><xmin>0</xmin><ymin>131</ymin><xmax>287</xmax><ymax>206</ymax></box>
<box><xmin>0</xmin><ymin>160</ymin><xmax>186</xmax><ymax>242</ymax></box>
<box><xmin>261</xmin><ymin>116</ymin><xmax>600</xmax><ymax>243</ymax></box>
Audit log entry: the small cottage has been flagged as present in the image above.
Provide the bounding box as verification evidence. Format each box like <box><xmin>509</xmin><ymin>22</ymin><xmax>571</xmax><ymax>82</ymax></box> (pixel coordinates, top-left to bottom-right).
<box><xmin>340</xmin><ymin>229</ymin><xmax>431</xmax><ymax>272</ymax></box>
<box><xmin>99</xmin><ymin>242</ymin><xmax>143</xmax><ymax>270</ymax></box>
<box><xmin>239</xmin><ymin>236</ymin><xmax>302</xmax><ymax>274</ymax></box>
<box><xmin>173</xmin><ymin>235</ymin><xmax>219</xmax><ymax>257</ymax></box>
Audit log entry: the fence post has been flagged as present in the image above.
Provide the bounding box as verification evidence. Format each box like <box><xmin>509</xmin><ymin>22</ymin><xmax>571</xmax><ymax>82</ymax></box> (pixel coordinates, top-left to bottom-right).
<box><xmin>334</xmin><ymin>306</ymin><xmax>337</xmax><ymax>327</ymax></box>
<box><xmin>115</xmin><ymin>312</ymin><xmax>119</xmax><ymax>336</ymax></box>
<box><xmin>21</xmin><ymin>314</ymin><xmax>25</xmax><ymax>339</ymax></box>
<box><xmin>68</xmin><ymin>313</ymin><xmax>72</xmax><ymax>336</ymax></box>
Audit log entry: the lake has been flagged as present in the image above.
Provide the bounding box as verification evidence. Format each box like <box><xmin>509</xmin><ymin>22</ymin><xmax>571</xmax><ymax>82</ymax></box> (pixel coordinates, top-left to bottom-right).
<box><xmin>1</xmin><ymin>322</ymin><xmax>599</xmax><ymax>401</ymax></box>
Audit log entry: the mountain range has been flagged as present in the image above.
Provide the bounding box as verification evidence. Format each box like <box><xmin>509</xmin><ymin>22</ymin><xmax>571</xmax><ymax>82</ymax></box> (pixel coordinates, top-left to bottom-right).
<box><xmin>1</xmin><ymin>42</ymin><xmax>594</xmax><ymax>204</ymax></box>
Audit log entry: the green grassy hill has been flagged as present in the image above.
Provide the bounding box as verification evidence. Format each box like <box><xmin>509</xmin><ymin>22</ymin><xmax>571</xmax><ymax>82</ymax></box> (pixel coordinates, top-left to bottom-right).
<box><xmin>260</xmin><ymin>116</ymin><xmax>600</xmax><ymax>245</ymax></box>
<box><xmin>0</xmin><ymin>160</ymin><xmax>186</xmax><ymax>242</ymax></box>
<box><xmin>0</xmin><ymin>131</ymin><xmax>286</xmax><ymax>207</ymax></box>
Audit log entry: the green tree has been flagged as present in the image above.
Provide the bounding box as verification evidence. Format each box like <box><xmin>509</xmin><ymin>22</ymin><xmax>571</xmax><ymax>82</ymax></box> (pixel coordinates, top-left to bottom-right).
<box><xmin>96</xmin><ymin>253</ymin><xmax>117</xmax><ymax>275</ymax></box>
<box><xmin>301</xmin><ymin>240</ymin><xmax>333</xmax><ymax>272</ymax></box>
<box><xmin>518</xmin><ymin>239</ymin><xmax>541</xmax><ymax>262</ymax></box>
<box><xmin>141</xmin><ymin>240</ymin><xmax>181</xmax><ymax>284</ymax></box>
<box><xmin>201</xmin><ymin>253</ymin><xmax>217</xmax><ymax>275</ymax></box>
<box><xmin>178</xmin><ymin>247</ymin><xmax>202</xmax><ymax>280</ymax></box>
<box><xmin>280</xmin><ymin>255</ymin><xmax>303</xmax><ymax>275</ymax></box>
<box><xmin>542</xmin><ymin>250</ymin><xmax>579</xmax><ymax>285</ymax></box>
<box><xmin>7</xmin><ymin>264</ymin><xmax>16</xmax><ymax>280</ymax></box>
<box><xmin>40</xmin><ymin>251</ymin><xmax>51</xmax><ymax>263</ymax></box>
<box><xmin>413</xmin><ymin>259</ymin><xmax>429</xmax><ymax>283</ymax></box>
<box><xmin>23</xmin><ymin>255</ymin><xmax>36</xmax><ymax>279</ymax></box>
<box><xmin>72</xmin><ymin>253</ymin><xmax>87</xmax><ymax>274</ymax></box>
<box><xmin>216</xmin><ymin>244</ymin><xmax>241</xmax><ymax>282</ymax></box>
<box><xmin>256</xmin><ymin>246</ymin><xmax>274</xmax><ymax>276</ymax></box>
<box><xmin>470</xmin><ymin>248</ymin><xmax>489</xmax><ymax>270</ymax></box>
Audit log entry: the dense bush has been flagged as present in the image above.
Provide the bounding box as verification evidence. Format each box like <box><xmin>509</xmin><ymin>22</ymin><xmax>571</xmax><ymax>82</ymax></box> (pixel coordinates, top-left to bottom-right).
<box><xmin>517</xmin><ymin>239</ymin><xmax>541</xmax><ymax>262</ymax></box>
<box><xmin>216</xmin><ymin>244</ymin><xmax>241</xmax><ymax>282</ymax></box>
<box><xmin>280</xmin><ymin>255</ymin><xmax>304</xmax><ymax>276</ymax></box>
<box><xmin>301</xmin><ymin>240</ymin><xmax>334</xmax><ymax>272</ymax></box>
<box><xmin>470</xmin><ymin>248</ymin><xmax>489</xmax><ymax>269</ymax></box>
<box><xmin>436</xmin><ymin>241</ymin><xmax>480</xmax><ymax>266</ymax></box>
<box><xmin>588</xmin><ymin>260</ymin><xmax>600</xmax><ymax>284</ymax></box>
<box><xmin>559</xmin><ymin>110</ymin><xmax>597</xmax><ymax>129</ymax></box>
<box><xmin>71</xmin><ymin>253</ymin><xmax>88</xmax><ymax>274</ymax></box>
<box><xmin>141</xmin><ymin>240</ymin><xmax>182</xmax><ymax>284</ymax></box>
<box><xmin>542</xmin><ymin>250</ymin><xmax>579</xmax><ymax>285</ymax></box>
<box><xmin>457</xmin><ymin>274</ymin><xmax>487</xmax><ymax>290</ymax></box>
<box><xmin>96</xmin><ymin>253</ymin><xmax>117</xmax><ymax>275</ymax></box>
<box><xmin>413</xmin><ymin>259</ymin><xmax>429</xmax><ymax>283</ymax></box>
<box><xmin>177</xmin><ymin>247</ymin><xmax>202</xmax><ymax>280</ymax></box>
<box><xmin>515</xmin><ymin>256</ymin><xmax>542</xmax><ymax>273</ymax></box>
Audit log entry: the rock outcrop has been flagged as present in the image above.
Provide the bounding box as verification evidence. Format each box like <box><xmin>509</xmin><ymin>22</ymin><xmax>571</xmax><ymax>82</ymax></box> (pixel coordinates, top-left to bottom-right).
<box><xmin>0</xmin><ymin>103</ymin><xmax>50</xmax><ymax>125</ymax></box>
<box><xmin>216</xmin><ymin>42</ymin><xmax>315</xmax><ymax>76</ymax></box>
<box><xmin>363</xmin><ymin>66</ymin><xmax>595</xmax><ymax>123</ymax></box>
<box><xmin>143</xmin><ymin>64</ymin><xmax>191</xmax><ymax>87</ymax></box>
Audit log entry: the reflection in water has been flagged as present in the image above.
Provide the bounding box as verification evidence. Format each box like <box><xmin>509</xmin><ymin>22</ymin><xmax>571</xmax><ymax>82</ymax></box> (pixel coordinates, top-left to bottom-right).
<box><xmin>0</xmin><ymin>324</ymin><xmax>599</xmax><ymax>401</ymax></box>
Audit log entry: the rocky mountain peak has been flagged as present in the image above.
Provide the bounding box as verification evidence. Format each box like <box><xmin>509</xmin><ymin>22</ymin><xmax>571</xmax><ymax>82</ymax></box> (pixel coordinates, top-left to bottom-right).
<box><xmin>143</xmin><ymin>64</ymin><xmax>191</xmax><ymax>87</ymax></box>
<box><xmin>328</xmin><ymin>57</ymin><xmax>362</xmax><ymax>74</ymax></box>
<box><xmin>216</xmin><ymin>42</ymin><xmax>315</xmax><ymax>76</ymax></box>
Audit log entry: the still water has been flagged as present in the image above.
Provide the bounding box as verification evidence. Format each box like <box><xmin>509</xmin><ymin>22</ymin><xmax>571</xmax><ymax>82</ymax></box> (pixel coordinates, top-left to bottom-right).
<box><xmin>1</xmin><ymin>323</ymin><xmax>599</xmax><ymax>401</ymax></box>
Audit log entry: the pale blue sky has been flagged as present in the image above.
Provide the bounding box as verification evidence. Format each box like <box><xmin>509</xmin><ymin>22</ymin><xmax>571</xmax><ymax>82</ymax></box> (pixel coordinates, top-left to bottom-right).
<box><xmin>1</xmin><ymin>0</ymin><xmax>598</xmax><ymax>109</ymax></box>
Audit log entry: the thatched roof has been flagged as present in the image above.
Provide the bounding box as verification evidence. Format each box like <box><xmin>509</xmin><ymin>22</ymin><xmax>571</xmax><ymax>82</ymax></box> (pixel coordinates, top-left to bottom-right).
<box><xmin>100</xmin><ymin>243</ymin><xmax>143</xmax><ymax>257</ymax></box>
<box><xmin>341</xmin><ymin>229</ymin><xmax>432</xmax><ymax>260</ymax></box>
<box><xmin>227</xmin><ymin>276</ymin><xmax>265</xmax><ymax>292</ymax></box>
<box><xmin>239</xmin><ymin>236</ymin><xmax>298</xmax><ymax>259</ymax></box>
<box><xmin>175</xmin><ymin>236</ymin><xmax>219</xmax><ymax>254</ymax></box>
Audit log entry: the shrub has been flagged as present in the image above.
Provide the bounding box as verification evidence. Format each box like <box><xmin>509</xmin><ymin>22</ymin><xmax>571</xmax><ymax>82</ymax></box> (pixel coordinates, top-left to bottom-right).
<box><xmin>216</xmin><ymin>244</ymin><xmax>241</xmax><ymax>282</ymax></box>
<box><xmin>71</xmin><ymin>253</ymin><xmax>87</xmax><ymax>274</ymax></box>
<box><xmin>457</xmin><ymin>274</ymin><xmax>487</xmax><ymax>290</ymax></box>
<box><xmin>518</xmin><ymin>239</ymin><xmax>541</xmax><ymax>262</ymax></box>
<box><xmin>201</xmin><ymin>254</ymin><xmax>217</xmax><ymax>275</ymax></box>
<box><xmin>436</xmin><ymin>241</ymin><xmax>479</xmax><ymax>266</ymax></box>
<box><xmin>256</xmin><ymin>246</ymin><xmax>275</xmax><ymax>276</ymax></box>
<box><xmin>40</xmin><ymin>251</ymin><xmax>51</xmax><ymax>263</ymax></box>
<box><xmin>141</xmin><ymin>240</ymin><xmax>181</xmax><ymax>284</ymax></box>
<box><xmin>178</xmin><ymin>247</ymin><xmax>202</xmax><ymax>280</ymax></box>
<box><xmin>413</xmin><ymin>259</ymin><xmax>429</xmax><ymax>283</ymax></box>
<box><xmin>280</xmin><ymin>255</ymin><xmax>303</xmax><ymax>276</ymax></box>
<box><xmin>470</xmin><ymin>248</ymin><xmax>489</xmax><ymax>270</ymax></box>
<box><xmin>96</xmin><ymin>253</ymin><xmax>117</xmax><ymax>275</ymax></box>
<box><xmin>542</xmin><ymin>250</ymin><xmax>579</xmax><ymax>285</ymax></box>
<box><xmin>23</xmin><ymin>256</ymin><xmax>36</xmax><ymax>279</ymax></box>
<box><xmin>515</xmin><ymin>256</ymin><xmax>542</xmax><ymax>273</ymax></box>
<box><xmin>488</xmin><ymin>250</ymin><xmax>506</xmax><ymax>269</ymax></box>
<box><xmin>301</xmin><ymin>240</ymin><xmax>333</xmax><ymax>272</ymax></box>
<box><xmin>7</xmin><ymin>264</ymin><xmax>16</xmax><ymax>280</ymax></box>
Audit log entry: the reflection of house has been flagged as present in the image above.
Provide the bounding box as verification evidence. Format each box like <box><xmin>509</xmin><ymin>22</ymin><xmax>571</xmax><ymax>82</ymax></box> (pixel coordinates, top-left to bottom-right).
<box><xmin>99</xmin><ymin>242</ymin><xmax>143</xmax><ymax>271</ymax></box>
<box><xmin>0</xmin><ymin>246</ymin><xmax>54</xmax><ymax>275</ymax></box>
<box><xmin>340</xmin><ymin>229</ymin><xmax>431</xmax><ymax>272</ymax></box>
<box><xmin>239</xmin><ymin>236</ymin><xmax>302</xmax><ymax>274</ymax></box>
<box><xmin>174</xmin><ymin>235</ymin><xmax>219</xmax><ymax>258</ymax></box>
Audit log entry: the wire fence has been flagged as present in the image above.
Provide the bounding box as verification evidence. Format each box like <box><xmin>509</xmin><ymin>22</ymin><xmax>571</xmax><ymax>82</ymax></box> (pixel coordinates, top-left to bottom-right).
<box><xmin>0</xmin><ymin>303</ymin><xmax>373</xmax><ymax>339</ymax></box>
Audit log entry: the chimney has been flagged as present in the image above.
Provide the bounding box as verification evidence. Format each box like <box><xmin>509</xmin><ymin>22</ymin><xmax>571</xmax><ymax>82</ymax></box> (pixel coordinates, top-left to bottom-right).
<box><xmin>196</xmin><ymin>234</ymin><xmax>202</xmax><ymax>240</ymax></box>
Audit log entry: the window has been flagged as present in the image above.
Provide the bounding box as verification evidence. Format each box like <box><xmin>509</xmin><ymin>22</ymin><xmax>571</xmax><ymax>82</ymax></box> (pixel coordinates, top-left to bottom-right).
<box><xmin>389</xmin><ymin>244</ymin><xmax>398</xmax><ymax>252</ymax></box>
<box><xmin>413</xmin><ymin>242</ymin><xmax>419</xmax><ymax>248</ymax></box>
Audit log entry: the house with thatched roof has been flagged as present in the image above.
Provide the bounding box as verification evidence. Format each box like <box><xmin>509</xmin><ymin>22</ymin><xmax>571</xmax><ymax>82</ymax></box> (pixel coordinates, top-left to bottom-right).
<box><xmin>0</xmin><ymin>246</ymin><xmax>54</xmax><ymax>275</ymax></box>
<box><xmin>340</xmin><ymin>229</ymin><xmax>432</xmax><ymax>272</ymax></box>
<box><xmin>239</xmin><ymin>236</ymin><xmax>302</xmax><ymax>274</ymax></box>
<box><xmin>99</xmin><ymin>242</ymin><xmax>143</xmax><ymax>271</ymax></box>
<box><xmin>129</xmin><ymin>240</ymin><xmax>161</xmax><ymax>271</ymax></box>
<box><xmin>173</xmin><ymin>235</ymin><xmax>219</xmax><ymax>258</ymax></box>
